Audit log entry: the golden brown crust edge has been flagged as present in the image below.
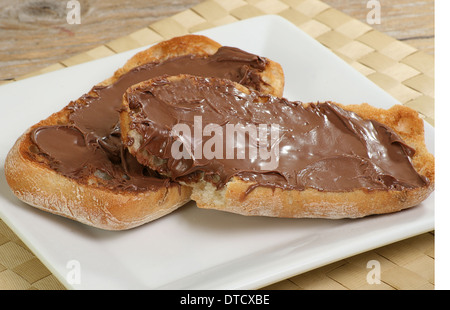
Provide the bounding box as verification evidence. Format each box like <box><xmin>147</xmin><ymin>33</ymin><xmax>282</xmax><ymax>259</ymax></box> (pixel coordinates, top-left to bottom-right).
<box><xmin>5</xmin><ymin>133</ymin><xmax>192</xmax><ymax>230</ymax></box>
<box><xmin>104</xmin><ymin>35</ymin><xmax>222</xmax><ymax>85</ymax></box>
<box><xmin>192</xmin><ymin>103</ymin><xmax>435</xmax><ymax>219</ymax></box>
<box><xmin>106</xmin><ymin>34</ymin><xmax>285</xmax><ymax>97</ymax></box>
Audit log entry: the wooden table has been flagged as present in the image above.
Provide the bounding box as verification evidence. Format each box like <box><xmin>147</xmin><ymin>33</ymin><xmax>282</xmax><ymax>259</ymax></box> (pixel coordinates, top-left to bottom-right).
<box><xmin>0</xmin><ymin>0</ymin><xmax>434</xmax><ymax>81</ymax></box>
<box><xmin>0</xmin><ymin>0</ymin><xmax>435</xmax><ymax>290</ymax></box>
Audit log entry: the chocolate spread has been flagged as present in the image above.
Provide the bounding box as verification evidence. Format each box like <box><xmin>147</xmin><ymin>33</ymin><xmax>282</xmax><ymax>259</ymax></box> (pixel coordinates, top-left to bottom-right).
<box><xmin>30</xmin><ymin>46</ymin><xmax>269</xmax><ymax>191</ymax></box>
<box><xmin>126</xmin><ymin>75</ymin><xmax>429</xmax><ymax>192</ymax></box>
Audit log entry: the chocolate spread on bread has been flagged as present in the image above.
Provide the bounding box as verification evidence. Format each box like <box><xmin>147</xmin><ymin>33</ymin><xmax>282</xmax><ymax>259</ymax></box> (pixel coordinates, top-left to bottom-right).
<box><xmin>125</xmin><ymin>75</ymin><xmax>429</xmax><ymax>193</ymax></box>
<box><xmin>30</xmin><ymin>47</ymin><xmax>269</xmax><ymax>191</ymax></box>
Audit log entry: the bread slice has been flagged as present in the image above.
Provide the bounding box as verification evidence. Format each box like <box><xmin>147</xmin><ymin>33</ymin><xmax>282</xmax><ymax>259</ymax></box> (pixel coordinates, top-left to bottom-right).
<box><xmin>4</xmin><ymin>35</ymin><xmax>285</xmax><ymax>230</ymax></box>
<box><xmin>120</xmin><ymin>74</ymin><xmax>435</xmax><ymax>219</ymax></box>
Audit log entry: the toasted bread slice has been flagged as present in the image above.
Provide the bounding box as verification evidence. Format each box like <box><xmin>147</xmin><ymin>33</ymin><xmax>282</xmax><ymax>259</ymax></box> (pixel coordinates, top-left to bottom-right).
<box><xmin>120</xmin><ymin>74</ymin><xmax>434</xmax><ymax>219</ymax></box>
<box><xmin>4</xmin><ymin>35</ymin><xmax>285</xmax><ymax>230</ymax></box>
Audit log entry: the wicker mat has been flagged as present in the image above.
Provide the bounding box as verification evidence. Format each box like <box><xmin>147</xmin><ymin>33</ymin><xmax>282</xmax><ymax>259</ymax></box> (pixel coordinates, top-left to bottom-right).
<box><xmin>0</xmin><ymin>0</ymin><xmax>434</xmax><ymax>290</ymax></box>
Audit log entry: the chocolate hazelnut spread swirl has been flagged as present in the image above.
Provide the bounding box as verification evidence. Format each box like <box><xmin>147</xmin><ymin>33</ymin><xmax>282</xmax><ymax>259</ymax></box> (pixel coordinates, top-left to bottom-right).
<box><xmin>30</xmin><ymin>46</ymin><xmax>269</xmax><ymax>191</ymax></box>
<box><xmin>125</xmin><ymin>75</ymin><xmax>429</xmax><ymax>193</ymax></box>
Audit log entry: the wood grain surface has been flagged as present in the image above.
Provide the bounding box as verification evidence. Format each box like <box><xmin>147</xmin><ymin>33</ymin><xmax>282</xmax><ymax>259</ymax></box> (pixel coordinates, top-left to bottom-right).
<box><xmin>0</xmin><ymin>0</ymin><xmax>434</xmax><ymax>81</ymax></box>
<box><xmin>323</xmin><ymin>0</ymin><xmax>434</xmax><ymax>54</ymax></box>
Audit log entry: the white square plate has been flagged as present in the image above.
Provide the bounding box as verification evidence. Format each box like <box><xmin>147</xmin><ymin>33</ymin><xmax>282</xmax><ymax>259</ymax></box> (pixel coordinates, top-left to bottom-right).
<box><xmin>0</xmin><ymin>15</ymin><xmax>434</xmax><ymax>290</ymax></box>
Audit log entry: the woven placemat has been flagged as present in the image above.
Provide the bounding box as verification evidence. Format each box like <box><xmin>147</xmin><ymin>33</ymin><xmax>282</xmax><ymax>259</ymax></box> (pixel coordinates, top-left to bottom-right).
<box><xmin>0</xmin><ymin>0</ymin><xmax>434</xmax><ymax>290</ymax></box>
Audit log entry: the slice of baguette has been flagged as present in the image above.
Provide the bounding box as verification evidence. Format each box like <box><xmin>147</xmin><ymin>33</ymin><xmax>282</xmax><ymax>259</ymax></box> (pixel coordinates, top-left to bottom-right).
<box><xmin>120</xmin><ymin>74</ymin><xmax>435</xmax><ymax>219</ymax></box>
<box><xmin>4</xmin><ymin>35</ymin><xmax>285</xmax><ymax>230</ymax></box>
<box><xmin>194</xmin><ymin>103</ymin><xmax>435</xmax><ymax>219</ymax></box>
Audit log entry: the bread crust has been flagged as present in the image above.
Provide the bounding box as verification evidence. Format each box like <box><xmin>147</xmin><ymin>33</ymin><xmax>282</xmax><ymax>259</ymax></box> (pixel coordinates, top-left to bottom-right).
<box><xmin>7</xmin><ymin>34</ymin><xmax>284</xmax><ymax>230</ymax></box>
<box><xmin>6</xmin><ymin>133</ymin><xmax>191</xmax><ymax>230</ymax></box>
<box><xmin>105</xmin><ymin>35</ymin><xmax>284</xmax><ymax>97</ymax></box>
<box><xmin>121</xmin><ymin>75</ymin><xmax>434</xmax><ymax>219</ymax></box>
